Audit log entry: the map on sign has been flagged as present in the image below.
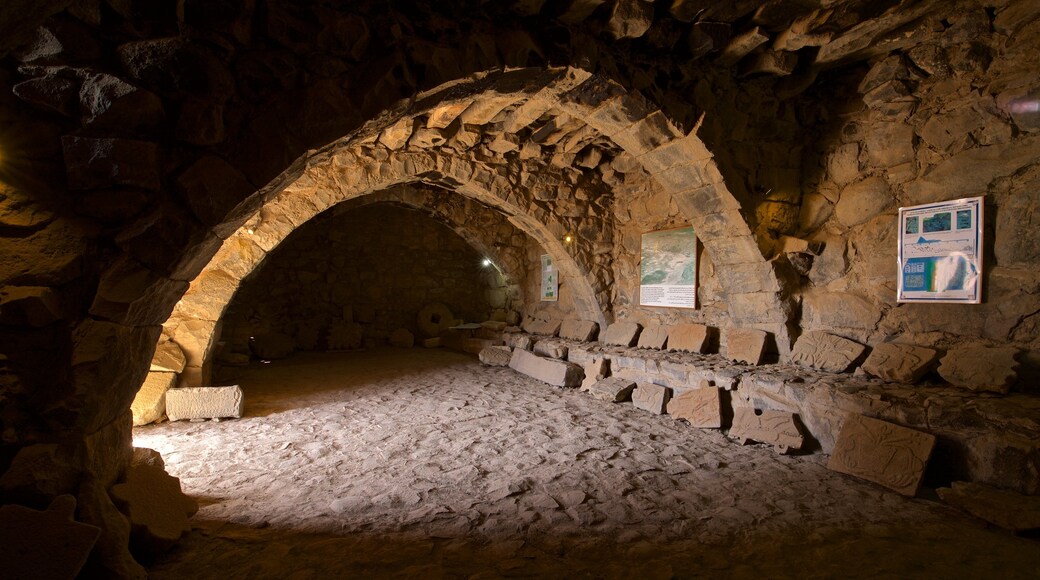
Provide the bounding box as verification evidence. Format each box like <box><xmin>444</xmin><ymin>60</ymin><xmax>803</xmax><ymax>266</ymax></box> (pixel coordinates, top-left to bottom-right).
<box><xmin>897</xmin><ymin>196</ymin><xmax>983</xmax><ymax>304</ymax></box>
<box><xmin>540</xmin><ymin>254</ymin><xmax>557</xmax><ymax>302</ymax></box>
<box><xmin>640</xmin><ymin>226</ymin><xmax>697</xmax><ymax>309</ymax></box>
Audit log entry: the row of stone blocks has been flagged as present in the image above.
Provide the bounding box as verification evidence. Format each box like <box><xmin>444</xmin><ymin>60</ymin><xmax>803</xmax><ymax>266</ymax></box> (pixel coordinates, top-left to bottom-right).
<box><xmin>490</xmin><ymin>344</ymin><xmax>938</xmax><ymax>497</ymax></box>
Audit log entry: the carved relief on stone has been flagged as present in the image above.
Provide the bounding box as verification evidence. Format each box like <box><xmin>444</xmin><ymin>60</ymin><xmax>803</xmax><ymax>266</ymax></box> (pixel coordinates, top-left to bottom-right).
<box><xmin>937</xmin><ymin>346</ymin><xmax>1020</xmax><ymax>394</ymax></box>
<box><xmin>790</xmin><ymin>330</ymin><xmax>867</xmax><ymax>373</ymax></box>
<box><xmin>667</xmin><ymin>387</ymin><xmax>722</xmax><ymax>428</ymax></box>
<box><xmin>861</xmin><ymin>343</ymin><xmax>938</xmax><ymax>383</ymax></box>
<box><xmin>668</xmin><ymin>323</ymin><xmax>710</xmax><ymax>353</ymax></box>
<box><xmin>580</xmin><ymin>357</ymin><xmax>610</xmax><ymax>391</ymax></box>
<box><xmin>725</xmin><ymin>328</ymin><xmax>769</xmax><ymax>365</ymax></box>
<box><xmin>636</xmin><ymin>326</ymin><xmax>668</xmax><ymax>350</ymax></box>
<box><xmin>730</xmin><ymin>407</ymin><xmax>804</xmax><ymax>454</ymax></box>
<box><xmin>827</xmin><ymin>413</ymin><xmax>936</xmax><ymax>497</ymax></box>
<box><xmin>632</xmin><ymin>383</ymin><xmax>671</xmax><ymax>414</ymax></box>
<box><xmin>601</xmin><ymin>321</ymin><xmax>642</xmax><ymax>346</ymax></box>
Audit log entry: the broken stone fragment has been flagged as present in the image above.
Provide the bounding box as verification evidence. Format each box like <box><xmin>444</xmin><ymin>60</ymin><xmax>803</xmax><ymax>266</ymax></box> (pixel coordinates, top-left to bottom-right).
<box><xmin>0</xmin><ymin>495</ymin><xmax>100</xmax><ymax>580</ymax></box>
<box><xmin>861</xmin><ymin>342</ymin><xmax>938</xmax><ymax>383</ymax></box>
<box><xmin>150</xmin><ymin>339</ymin><xmax>186</xmax><ymax>373</ymax></box>
<box><xmin>600</xmin><ymin>321</ymin><xmax>641</xmax><ymax>347</ymax></box>
<box><xmin>559</xmin><ymin>319</ymin><xmax>599</xmax><ymax>342</ymax></box>
<box><xmin>580</xmin><ymin>357</ymin><xmax>609</xmax><ymax>391</ymax></box>
<box><xmin>587</xmin><ymin>376</ymin><xmax>637</xmax><ymax>403</ymax></box>
<box><xmin>668</xmin><ymin>323</ymin><xmax>711</xmax><ymax>353</ymax></box>
<box><xmin>667</xmin><ymin>387</ymin><xmax>722</xmax><ymax>429</ymax></box>
<box><xmin>165</xmin><ymin>386</ymin><xmax>243</xmax><ymax>422</ymax></box>
<box><xmin>636</xmin><ymin>326</ymin><xmax>668</xmax><ymax>350</ymax></box>
<box><xmin>937</xmin><ymin>346</ymin><xmax>1019</xmax><ymax>394</ymax></box>
<box><xmin>509</xmin><ymin>348</ymin><xmax>583</xmax><ymax>387</ymax></box>
<box><xmin>523</xmin><ymin>317</ymin><xmax>562</xmax><ymax>337</ymax></box>
<box><xmin>789</xmin><ymin>331</ymin><xmax>867</xmax><ymax>373</ymax></box>
<box><xmin>503</xmin><ymin>333</ymin><xmax>534</xmax><ymax>351</ymax></box>
<box><xmin>730</xmin><ymin>408</ymin><xmax>804</xmax><ymax>454</ymax></box>
<box><xmin>131</xmin><ymin>371</ymin><xmax>177</xmax><ymax>426</ymax></box>
<box><xmin>632</xmin><ymin>383</ymin><xmax>671</xmax><ymax>415</ymax></box>
<box><xmin>827</xmin><ymin>414</ymin><xmax>935</xmax><ymax>497</ymax></box>
<box><xmin>478</xmin><ymin>346</ymin><xmax>512</xmax><ymax>366</ymax></box>
<box><xmin>111</xmin><ymin>450</ymin><xmax>198</xmax><ymax>557</ymax></box>
<box><xmin>937</xmin><ymin>481</ymin><xmax>1040</xmax><ymax>532</ymax></box>
<box><xmin>725</xmin><ymin>328</ymin><xmax>769</xmax><ymax>365</ymax></box>
<box><xmin>533</xmin><ymin>339</ymin><xmax>568</xmax><ymax>360</ymax></box>
<box><xmin>62</xmin><ymin>136</ymin><xmax>160</xmax><ymax>190</ymax></box>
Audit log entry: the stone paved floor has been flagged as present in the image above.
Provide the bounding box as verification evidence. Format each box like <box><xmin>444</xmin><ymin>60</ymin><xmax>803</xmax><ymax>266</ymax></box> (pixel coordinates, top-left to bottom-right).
<box><xmin>138</xmin><ymin>349</ymin><xmax>1040</xmax><ymax>579</ymax></box>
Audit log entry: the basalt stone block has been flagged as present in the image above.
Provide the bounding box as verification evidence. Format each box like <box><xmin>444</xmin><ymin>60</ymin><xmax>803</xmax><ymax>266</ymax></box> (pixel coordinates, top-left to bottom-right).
<box><xmin>632</xmin><ymin>383</ymin><xmax>671</xmax><ymax>415</ymax></box>
<box><xmin>601</xmin><ymin>321</ymin><xmax>642</xmax><ymax>347</ymax></box>
<box><xmin>479</xmin><ymin>346</ymin><xmax>512</xmax><ymax>366</ymax></box>
<box><xmin>725</xmin><ymin>328</ymin><xmax>769</xmax><ymax>365</ymax></box>
<box><xmin>636</xmin><ymin>326</ymin><xmax>668</xmax><ymax>350</ymax></box>
<box><xmin>560</xmin><ymin>319</ymin><xmax>599</xmax><ymax>342</ymax></box>
<box><xmin>790</xmin><ymin>331</ymin><xmax>867</xmax><ymax>373</ymax></box>
<box><xmin>668</xmin><ymin>323</ymin><xmax>710</xmax><ymax>353</ymax></box>
<box><xmin>730</xmin><ymin>408</ymin><xmax>804</xmax><ymax>454</ymax></box>
<box><xmin>861</xmin><ymin>343</ymin><xmax>938</xmax><ymax>383</ymax></box>
<box><xmin>938</xmin><ymin>346</ymin><xmax>1020</xmax><ymax>394</ymax></box>
<box><xmin>509</xmin><ymin>348</ymin><xmax>583</xmax><ymax>387</ymax></box>
<box><xmin>587</xmin><ymin>376</ymin><xmax>637</xmax><ymax>402</ymax></box>
<box><xmin>0</xmin><ymin>495</ymin><xmax>100</xmax><ymax>580</ymax></box>
<box><xmin>667</xmin><ymin>387</ymin><xmax>722</xmax><ymax>428</ymax></box>
<box><xmin>534</xmin><ymin>339</ymin><xmax>568</xmax><ymax>360</ymax></box>
<box><xmin>580</xmin><ymin>357</ymin><xmax>610</xmax><ymax>391</ymax></box>
<box><xmin>827</xmin><ymin>414</ymin><xmax>936</xmax><ymax>497</ymax></box>
<box><xmin>165</xmin><ymin>386</ymin><xmax>243</xmax><ymax>421</ymax></box>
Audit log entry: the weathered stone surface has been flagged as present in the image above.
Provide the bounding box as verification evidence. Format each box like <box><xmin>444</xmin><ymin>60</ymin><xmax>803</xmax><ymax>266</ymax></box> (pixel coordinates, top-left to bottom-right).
<box><xmin>667</xmin><ymin>388</ymin><xmax>722</xmax><ymax>428</ymax></box>
<box><xmin>835</xmin><ymin>176</ymin><xmax>893</xmax><ymax>227</ymax></box>
<box><xmin>861</xmin><ymin>343</ymin><xmax>938</xmax><ymax>383</ymax></box>
<box><xmin>176</xmin><ymin>155</ymin><xmax>256</xmax><ymax>233</ymax></box>
<box><xmin>165</xmin><ymin>386</ymin><xmax>244</xmax><ymax>421</ymax></box>
<box><xmin>790</xmin><ymin>331</ymin><xmax>867</xmax><ymax>373</ymax></box>
<box><xmin>730</xmin><ymin>408</ymin><xmax>804</xmax><ymax>454</ymax></box>
<box><xmin>937</xmin><ymin>481</ymin><xmax>1040</xmax><ymax>532</ymax></box>
<box><xmin>62</xmin><ymin>136</ymin><xmax>160</xmax><ymax>190</ymax></box>
<box><xmin>417</xmin><ymin>302</ymin><xmax>456</xmax><ymax>338</ymax></box>
<box><xmin>150</xmin><ymin>339</ymin><xmax>186</xmax><ymax>373</ymax></box>
<box><xmin>79</xmin><ymin>72</ymin><xmax>163</xmax><ymax>130</ymax></box>
<box><xmin>601</xmin><ymin>321</ymin><xmax>641</xmax><ymax>347</ymax></box>
<box><xmin>668</xmin><ymin>323</ymin><xmax>711</xmax><ymax>353</ymax></box>
<box><xmin>111</xmin><ymin>451</ymin><xmax>197</xmax><ymax>556</ymax></box>
<box><xmin>938</xmin><ymin>346</ymin><xmax>1019</xmax><ymax>394</ymax></box>
<box><xmin>636</xmin><ymin>326</ymin><xmax>668</xmax><ymax>350</ymax></box>
<box><xmin>725</xmin><ymin>328</ymin><xmax>768</xmax><ymax>365</ymax></box>
<box><xmin>131</xmin><ymin>372</ymin><xmax>176</xmax><ymax>426</ymax></box>
<box><xmin>827</xmin><ymin>414</ymin><xmax>935</xmax><ymax>497</ymax></box>
<box><xmin>0</xmin><ymin>495</ymin><xmax>100</xmax><ymax>580</ymax></box>
<box><xmin>503</xmin><ymin>333</ymin><xmax>534</xmax><ymax>351</ymax></box>
<box><xmin>389</xmin><ymin>328</ymin><xmax>414</xmax><ymax>348</ymax></box>
<box><xmin>587</xmin><ymin>376</ymin><xmax>637</xmax><ymax>403</ymax></box>
<box><xmin>12</xmin><ymin>74</ymin><xmax>78</xmax><ymax>116</ymax></box>
<box><xmin>559</xmin><ymin>319</ymin><xmax>599</xmax><ymax>342</ymax></box>
<box><xmin>478</xmin><ymin>345</ymin><xmax>512</xmax><ymax>366</ymax></box>
<box><xmin>0</xmin><ymin>286</ymin><xmax>63</xmax><ymax>326</ymax></box>
<box><xmin>76</xmin><ymin>478</ymin><xmax>147</xmax><ymax>579</ymax></box>
<box><xmin>580</xmin><ymin>357</ymin><xmax>609</xmax><ymax>391</ymax></box>
<box><xmin>632</xmin><ymin>383</ymin><xmax>671</xmax><ymax>415</ymax></box>
<box><xmin>523</xmin><ymin>318</ymin><xmax>562</xmax><ymax>337</ymax></box>
<box><xmin>250</xmin><ymin>332</ymin><xmax>295</xmax><ymax>359</ymax></box>
<box><xmin>509</xmin><ymin>348</ymin><xmax>583</xmax><ymax>387</ymax></box>
<box><xmin>533</xmin><ymin>339</ymin><xmax>568</xmax><ymax>359</ymax></box>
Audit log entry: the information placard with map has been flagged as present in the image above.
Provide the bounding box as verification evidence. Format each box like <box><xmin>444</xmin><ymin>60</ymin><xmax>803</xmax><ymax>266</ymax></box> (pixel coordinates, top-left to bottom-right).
<box><xmin>540</xmin><ymin>254</ymin><xmax>558</xmax><ymax>302</ymax></box>
<box><xmin>639</xmin><ymin>226</ymin><xmax>697</xmax><ymax>309</ymax></box>
<box><xmin>897</xmin><ymin>196</ymin><xmax>983</xmax><ymax>303</ymax></box>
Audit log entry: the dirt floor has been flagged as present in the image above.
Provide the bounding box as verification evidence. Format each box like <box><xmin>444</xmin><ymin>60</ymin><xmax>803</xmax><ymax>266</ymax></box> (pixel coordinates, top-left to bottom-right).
<box><xmin>137</xmin><ymin>348</ymin><xmax>1040</xmax><ymax>579</ymax></box>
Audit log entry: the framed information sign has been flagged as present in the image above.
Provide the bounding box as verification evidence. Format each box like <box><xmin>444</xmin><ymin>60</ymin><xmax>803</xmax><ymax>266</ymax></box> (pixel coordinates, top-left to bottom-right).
<box><xmin>897</xmin><ymin>196</ymin><xmax>983</xmax><ymax>303</ymax></box>
<box><xmin>639</xmin><ymin>226</ymin><xmax>697</xmax><ymax>309</ymax></box>
<box><xmin>540</xmin><ymin>254</ymin><xmax>557</xmax><ymax>301</ymax></box>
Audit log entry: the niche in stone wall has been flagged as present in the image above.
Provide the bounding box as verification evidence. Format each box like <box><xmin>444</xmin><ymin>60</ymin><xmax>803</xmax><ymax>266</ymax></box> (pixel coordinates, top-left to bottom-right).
<box><xmin>214</xmin><ymin>199</ymin><xmax>525</xmax><ymax>371</ymax></box>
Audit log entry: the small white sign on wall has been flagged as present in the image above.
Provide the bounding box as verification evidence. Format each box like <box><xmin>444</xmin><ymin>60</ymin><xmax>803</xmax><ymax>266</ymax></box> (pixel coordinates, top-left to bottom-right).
<box><xmin>897</xmin><ymin>196</ymin><xmax>983</xmax><ymax>304</ymax></box>
<box><xmin>540</xmin><ymin>254</ymin><xmax>558</xmax><ymax>302</ymax></box>
<box><xmin>639</xmin><ymin>226</ymin><xmax>697</xmax><ymax>309</ymax></box>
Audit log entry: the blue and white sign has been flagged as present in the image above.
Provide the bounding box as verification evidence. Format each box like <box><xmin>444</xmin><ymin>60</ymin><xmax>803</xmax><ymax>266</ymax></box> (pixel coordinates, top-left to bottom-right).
<box><xmin>897</xmin><ymin>196</ymin><xmax>983</xmax><ymax>303</ymax></box>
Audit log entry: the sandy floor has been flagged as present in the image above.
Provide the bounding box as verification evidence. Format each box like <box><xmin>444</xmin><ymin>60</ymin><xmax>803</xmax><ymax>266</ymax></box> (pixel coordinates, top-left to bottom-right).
<box><xmin>137</xmin><ymin>348</ymin><xmax>1039</xmax><ymax>579</ymax></box>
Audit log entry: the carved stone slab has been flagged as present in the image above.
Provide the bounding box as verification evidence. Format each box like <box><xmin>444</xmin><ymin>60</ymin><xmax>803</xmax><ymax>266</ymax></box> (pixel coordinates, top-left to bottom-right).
<box><xmin>668</xmin><ymin>323</ymin><xmax>710</xmax><ymax>353</ymax></box>
<box><xmin>560</xmin><ymin>319</ymin><xmax>599</xmax><ymax>342</ymax></box>
<box><xmin>725</xmin><ymin>328</ymin><xmax>768</xmax><ymax>365</ymax></box>
<box><xmin>166</xmin><ymin>386</ymin><xmax>243</xmax><ymax>421</ymax></box>
<box><xmin>632</xmin><ymin>383</ymin><xmax>671</xmax><ymax>414</ymax></box>
<box><xmin>478</xmin><ymin>345</ymin><xmax>512</xmax><ymax>366</ymax></box>
<box><xmin>601</xmin><ymin>321</ymin><xmax>642</xmax><ymax>347</ymax></box>
<box><xmin>790</xmin><ymin>331</ymin><xmax>867</xmax><ymax>373</ymax></box>
<box><xmin>827</xmin><ymin>414</ymin><xmax>936</xmax><ymax>496</ymax></box>
<box><xmin>938</xmin><ymin>346</ymin><xmax>1020</xmax><ymax>394</ymax></box>
<box><xmin>533</xmin><ymin>339</ymin><xmax>569</xmax><ymax>359</ymax></box>
<box><xmin>587</xmin><ymin>376</ymin><xmax>637</xmax><ymax>402</ymax></box>
<box><xmin>636</xmin><ymin>326</ymin><xmax>668</xmax><ymax>350</ymax></box>
<box><xmin>111</xmin><ymin>455</ymin><xmax>198</xmax><ymax>555</ymax></box>
<box><xmin>580</xmin><ymin>357</ymin><xmax>609</xmax><ymax>391</ymax></box>
<box><xmin>666</xmin><ymin>387</ymin><xmax>722</xmax><ymax>428</ymax></box>
<box><xmin>132</xmin><ymin>371</ymin><xmax>176</xmax><ymax>426</ymax></box>
<box><xmin>509</xmin><ymin>348</ymin><xmax>584</xmax><ymax>387</ymax></box>
<box><xmin>730</xmin><ymin>407</ymin><xmax>804</xmax><ymax>454</ymax></box>
<box><xmin>861</xmin><ymin>343</ymin><xmax>938</xmax><ymax>383</ymax></box>
<box><xmin>0</xmin><ymin>495</ymin><xmax>100</xmax><ymax>580</ymax></box>
<box><xmin>937</xmin><ymin>481</ymin><xmax>1040</xmax><ymax>532</ymax></box>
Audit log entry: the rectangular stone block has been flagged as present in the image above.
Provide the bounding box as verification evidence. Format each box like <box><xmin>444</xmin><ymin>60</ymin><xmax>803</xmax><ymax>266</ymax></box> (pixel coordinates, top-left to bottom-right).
<box><xmin>559</xmin><ymin>319</ymin><xmax>599</xmax><ymax>342</ymax></box>
<box><xmin>580</xmin><ymin>357</ymin><xmax>610</xmax><ymax>391</ymax></box>
<box><xmin>522</xmin><ymin>318</ymin><xmax>562</xmax><ymax>337</ymax></box>
<box><xmin>166</xmin><ymin>386</ymin><xmax>243</xmax><ymax>421</ymax></box>
<box><xmin>667</xmin><ymin>323</ymin><xmax>710</xmax><ymax>353</ymax></box>
<box><xmin>861</xmin><ymin>343</ymin><xmax>938</xmax><ymax>383</ymax></box>
<box><xmin>827</xmin><ymin>414</ymin><xmax>936</xmax><ymax>497</ymax></box>
<box><xmin>503</xmin><ymin>333</ymin><xmax>534</xmax><ymax>350</ymax></box>
<box><xmin>636</xmin><ymin>326</ymin><xmax>668</xmax><ymax>350</ymax></box>
<box><xmin>632</xmin><ymin>383</ymin><xmax>671</xmax><ymax>415</ymax></box>
<box><xmin>479</xmin><ymin>346</ymin><xmax>512</xmax><ymax>366</ymax></box>
<box><xmin>587</xmin><ymin>376</ymin><xmax>637</xmax><ymax>402</ymax></box>
<box><xmin>132</xmin><ymin>371</ymin><xmax>177</xmax><ymax>426</ymax></box>
<box><xmin>534</xmin><ymin>340</ymin><xmax>568</xmax><ymax>359</ymax></box>
<box><xmin>725</xmin><ymin>327</ymin><xmax>769</xmax><ymax>365</ymax></box>
<box><xmin>730</xmin><ymin>407</ymin><xmax>804</xmax><ymax>454</ymax></box>
<box><xmin>509</xmin><ymin>348</ymin><xmax>584</xmax><ymax>387</ymax></box>
<box><xmin>790</xmin><ymin>331</ymin><xmax>867</xmax><ymax>373</ymax></box>
<box><xmin>667</xmin><ymin>388</ymin><xmax>722</xmax><ymax>428</ymax></box>
<box><xmin>601</xmin><ymin>321</ymin><xmax>642</xmax><ymax>346</ymax></box>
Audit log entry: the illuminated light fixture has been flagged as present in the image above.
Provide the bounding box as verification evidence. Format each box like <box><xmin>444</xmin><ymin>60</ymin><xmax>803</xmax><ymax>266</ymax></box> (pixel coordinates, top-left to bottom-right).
<box><xmin>246</xmin><ymin>228</ymin><xmax>254</xmax><ymax>235</ymax></box>
<box><xmin>482</xmin><ymin>258</ymin><xmax>492</xmax><ymax>267</ymax></box>
<box><xmin>563</xmin><ymin>233</ymin><xmax>574</xmax><ymax>244</ymax></box>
